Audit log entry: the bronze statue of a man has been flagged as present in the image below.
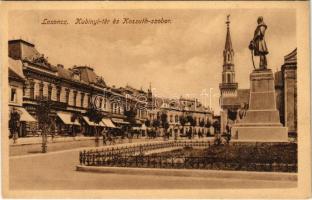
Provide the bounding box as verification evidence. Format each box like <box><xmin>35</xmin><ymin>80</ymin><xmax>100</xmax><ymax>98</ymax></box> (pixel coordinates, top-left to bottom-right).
<box><xmin>249</xmin><ymin>16</ymin><xmax>268</xmax><ymax>70</ymax></box>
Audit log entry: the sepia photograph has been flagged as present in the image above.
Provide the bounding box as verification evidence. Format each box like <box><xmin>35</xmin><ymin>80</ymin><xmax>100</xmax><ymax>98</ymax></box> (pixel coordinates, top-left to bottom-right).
<box><xmin>1</xmin><ymin>2</ymin><xmax>310</xmax><ymax>199</ymax></box>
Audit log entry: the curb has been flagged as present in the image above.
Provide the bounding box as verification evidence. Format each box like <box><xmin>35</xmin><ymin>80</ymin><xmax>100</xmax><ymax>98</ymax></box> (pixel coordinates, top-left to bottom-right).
<box><xmin>9</xmin><ymin>137</ymin><xmax>96</xmax><ymax>146</ymax></box>
<box><xmin>76</xmin><ymin>165</ymin><xmax>297</xmax><ymax>181</ymax></box>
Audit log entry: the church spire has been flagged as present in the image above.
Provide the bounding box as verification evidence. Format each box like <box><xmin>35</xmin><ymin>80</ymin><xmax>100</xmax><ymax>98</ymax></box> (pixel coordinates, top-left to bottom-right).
<box><xmin>223</xmin><ymin>14</ymin><xmax>234</xmax><ymax>66</ymax></box>
<box><xmin>219</xmin><ymin>14</ymin><xmax>237</xmax><ymax>98</ymax></box>
<box><xmin>225</xmin><ymin>15</ymin><xmax>233</xmax><ymax>50</ymax></box>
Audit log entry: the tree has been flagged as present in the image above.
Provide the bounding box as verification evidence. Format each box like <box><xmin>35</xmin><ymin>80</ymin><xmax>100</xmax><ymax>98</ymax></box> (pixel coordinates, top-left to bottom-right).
<box><xmin>70</xmin><ymin>112</ymin><xmax>80</xmax><ymax>137</ymax></box>
<box><xmin>190</xmin><ymin>116</ymin><xmax>196</xmax><ymax>127</ymax></box>
<box><xmin>228</xmin><ymin>109</ymin><xmax>237</xmax><ymax>121</ymax></box>
<box><xmin>152</xmin><ymin>118</ymin><xmax>160</xmax><ymax>128</ymax></box>
<box><xmin>85</xmin><ymin>106</ymin><xmax>105</xmax><ymax>147</ymax></box>
<box><xmin>9</xmin><ymin>109</ymin><xmax>21</xmax><ymax>143</ymax></box>
<box><xmin>179</xmin><ymin>115</ymin><xmax>186</xmax><ymax>136</ymax></box>
<box><xmin>160</xmin><ymin>112</ymin><xmax>169</xmax><ymax>139</ymax></box>
<box><xmin>186</xmin><ymin>115</ymin><xmax>194</xmax><ymax>125</ymax></box>
<box><xmin>124</xmin><ymin>106</ymin><xmax>137</xmax><ymax>126</ymax></box>
<box><xmin>124</xmin><ymin>106</ymin><xmax>137</xmax><ymax>140</ymax></box>
<box><xmin>144</xmin><ymin>119</ymin><xmax>151</xmax><ymax>127</ymax></box>
<box><xmin>212</xmin><ymin>120</ymin><xmax>221</xmax><ymax>134</ymax></box>
<box><xmin>186</xmin><ymin>115</ymin><xmax>196</xmax><ymax>138</ymax></box>
<box><xmin>205</xmin><ymin>120</ymin><xmax>212</xmax><ymax>136</ymax></box>
<box><xmin>36</xmin><ymin>97</ymin><xmax>52</xmax><ymax>153</ymax></box>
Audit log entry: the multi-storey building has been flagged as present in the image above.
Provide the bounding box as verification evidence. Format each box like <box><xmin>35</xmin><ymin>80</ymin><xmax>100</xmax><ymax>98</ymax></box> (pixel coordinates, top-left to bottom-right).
<box><xmin>9</xmin><ymin>57</ymin><xmax>37</xmax><ymax>137</ymax></box>
<box><xmin>8</xmin><ymin>39</ymin><xmax>215</xmax><ymax>138</ymax></box>
<box><xmin>147</xmin><ymin>94</ymin><xmax>214</xmax><ymax>138</ymax></box>
<box><xmin>8</xmin><ymin>39</ymin><xmax>148</xmax><ymax>137</ymax></box>
<box><xmin>275</xmin><ymin>48</ymin><xmax>297</xmax><ymax>135</ymax></box>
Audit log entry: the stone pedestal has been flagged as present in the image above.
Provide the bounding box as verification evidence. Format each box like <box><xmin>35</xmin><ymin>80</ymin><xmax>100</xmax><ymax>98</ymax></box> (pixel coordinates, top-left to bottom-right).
<box><xmin>232</xmin><ymin>69</ymin><xmax>288</xmax><ymax>142</ymax></box>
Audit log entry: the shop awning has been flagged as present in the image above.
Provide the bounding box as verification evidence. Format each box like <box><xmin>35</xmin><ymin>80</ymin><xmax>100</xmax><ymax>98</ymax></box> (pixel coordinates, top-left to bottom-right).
<box><xmin>136</xmin><ymin>119</ymin><xmax>142</xmax><ymax>124</ymax></box>
<box><xmin>111</xmin><ymin>118</ymin><xmax>130</xmax><ymax>125</ymax></box>
<box><xmin>141</xmin><ymin>124</ymin><xmax>147</xmax><ymax>130</ymax></box>
<box><xmin>16</xmin><ymin>107</ymin><xmax>36</xmax><ymax>122</ymax></box>
<box><xmin>83</xmin><ymin>116</ymin><xmax>105</xmax><ymax>126</ymax></box>
<box><xmin>102</xmin><ymin>118</ymin><xmax>116</xmax><ymax>128</ymax></box>
<box><xmin>57</xmin><ymin>112</ymin><xmax>80</xmax><ymax>125</ymax></box>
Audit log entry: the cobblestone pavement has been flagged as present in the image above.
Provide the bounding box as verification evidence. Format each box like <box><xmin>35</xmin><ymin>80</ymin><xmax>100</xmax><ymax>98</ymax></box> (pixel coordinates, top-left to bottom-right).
<box><xmin>9</xmin><ymin>148</ymin><xmax>297</xmax><ymax>190</ymax></box>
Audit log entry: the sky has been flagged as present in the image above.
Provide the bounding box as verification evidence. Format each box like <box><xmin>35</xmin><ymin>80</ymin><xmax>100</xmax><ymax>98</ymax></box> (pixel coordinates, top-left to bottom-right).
<box><xmin>9</xmin><ymin>9</ymin><xmax>296</xmax><ymax>114</ymax></box>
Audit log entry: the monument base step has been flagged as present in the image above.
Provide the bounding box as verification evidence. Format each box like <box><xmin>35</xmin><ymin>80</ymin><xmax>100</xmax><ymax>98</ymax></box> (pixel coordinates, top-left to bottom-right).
<box><xmin>231</xmin><ymin>126</ymin><xmax>288</xmax><ymax>142</ymax></box>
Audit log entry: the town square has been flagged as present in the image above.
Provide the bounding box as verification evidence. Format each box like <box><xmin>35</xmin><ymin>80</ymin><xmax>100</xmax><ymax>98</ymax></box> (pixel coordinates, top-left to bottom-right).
<box><xmin>4</xmin><ymin>5</ymin><xmax>308</xmax><ymax>198</ymax></box>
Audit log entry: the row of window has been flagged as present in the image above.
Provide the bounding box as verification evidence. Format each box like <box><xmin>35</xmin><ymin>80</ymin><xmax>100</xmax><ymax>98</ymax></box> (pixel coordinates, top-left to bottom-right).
<box><xmin>149</xmin><ymin>113</ymin><xmax>210</xmax><ymax>124</ymax></box>
<box><xmin>24</xmin><ymin>81</ymin><xmax>147</xmax><ymax>118</ymax></box>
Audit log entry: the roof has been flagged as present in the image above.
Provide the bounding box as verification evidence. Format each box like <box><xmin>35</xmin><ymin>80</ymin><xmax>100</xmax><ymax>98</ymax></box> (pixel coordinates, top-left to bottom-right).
<box><xmin>73</xmin><ymin>66</ymin><xmax>106</xmax><ymax>87</ymax></box>
<box><xmin>222</xmin><ymin>89</ymin><xmax>250</xmax><ymax>106</ymax></box>
<box><xmin>224</xmin><ymin>18</ymin><xmax>233</xmax><ymax>51</ymax></box>
<box><xmin>56</xmin><ymin>65</ymin><xmax>73</xmax><ymax>80</ymax></box>
<box><xmin>153</xmin><ymin>96</ymin><xmax>211</xmax><ymax>112</ymax></box>
<box><xmin>9</xmin><ymin>39</ymin><xmax>35</xmax><ymax>47</ymax></box>
<box><xmin>12</xmin><ymin>39</ymin><xmax>41</xmax><ymax>61</ymax></box>
<box><xmin>284</xmin><ymin>48</ymin><xmax>297</xmax><ymax>64</ymax></box>
<box><xmin>9</xmin><ymin>58</ymin><xmax>25</xmax><ymax>80</ymax></box>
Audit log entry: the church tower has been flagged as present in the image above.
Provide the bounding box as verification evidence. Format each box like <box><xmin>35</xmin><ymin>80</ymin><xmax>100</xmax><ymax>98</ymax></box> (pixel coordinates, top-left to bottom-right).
<box><xmin>219</xmin><ymin>15</ymin><xmax>238</xmax><ymax>98</ymax></box>
<box><xmin>147</xmin><ymin>82</ymin><xmax>153</xmax><ymax>109</ymax></box>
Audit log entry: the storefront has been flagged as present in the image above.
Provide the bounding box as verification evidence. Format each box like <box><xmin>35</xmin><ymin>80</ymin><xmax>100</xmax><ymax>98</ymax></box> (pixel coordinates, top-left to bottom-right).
<box><xmin>82</xmin><ymin>116</ymin><xmax>105</xmax><ymax>136</ymax></box>
<box><xmin>10</xmin><ymin>107</ymin><xmax>37</xmax><ymax>137</ymax></box>
<box><xmin>102</xmin><ymin>118</ymin><xmax>116</xmax><ymax>129</ymax></box>
<box><xmin>111</xmin><ymin>118</ymin><xmax>130</xmax><ymax>127</ymax></box>
<box><xmin>56</xmin><ymin>112</ymin><xmax>81</xmax><ymax>136</ymax></box>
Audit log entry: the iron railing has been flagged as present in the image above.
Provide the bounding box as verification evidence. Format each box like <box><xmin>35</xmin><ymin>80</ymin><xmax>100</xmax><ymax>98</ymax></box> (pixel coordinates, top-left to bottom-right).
<box><xmin>79</xmin><ymin>141</ymin><xmax>297</xmax><ymax>172</ymax></box>
<box><xmin>79</xmin><ymin>153</ymin><xmax>297</xmax><ymax>172</ymax></box>
<box><xmin>80</xmin><ymin>140</ymin><xmax>211</xmax><ymax>157</ymax></box>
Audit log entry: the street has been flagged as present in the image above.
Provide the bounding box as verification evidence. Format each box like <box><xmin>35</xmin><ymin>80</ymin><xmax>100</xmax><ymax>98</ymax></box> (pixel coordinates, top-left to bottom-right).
<box><xmin>9</xmin><ymin>147</ymin><xmax>297</xmax><ymax>190</ymax></box>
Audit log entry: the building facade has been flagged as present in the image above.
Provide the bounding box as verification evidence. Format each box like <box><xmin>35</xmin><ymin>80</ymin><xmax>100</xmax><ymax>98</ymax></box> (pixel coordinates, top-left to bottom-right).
<box><xmin>147</xmin><ymin>94</ymin><xmax>214</xmax><ymax>138</ymax></box>
<box><xmin>8</xmin><ymin>39</ymin><xmax>148</xmax><ymax>137</ymax></box>
<box><xmin>275</xmin><ymin>48</ymin><xmax>297</xmax><ymax>135</ymax></box>
<box><xmin>8</xmin><ymin>39</ymin><xmax>215</xmax><ymax>138</ymax></box>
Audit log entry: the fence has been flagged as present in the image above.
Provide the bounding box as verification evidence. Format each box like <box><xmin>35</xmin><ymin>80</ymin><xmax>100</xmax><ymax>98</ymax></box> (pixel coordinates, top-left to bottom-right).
<box><xmin>80</xmin><ymin>140</ymin><xmax>211</xmax><ymax>157</ymax></box>
<box><xmin>79</xmin><ymin>140</ymin><xmax>297</xmax><ymax>172</ymax></box>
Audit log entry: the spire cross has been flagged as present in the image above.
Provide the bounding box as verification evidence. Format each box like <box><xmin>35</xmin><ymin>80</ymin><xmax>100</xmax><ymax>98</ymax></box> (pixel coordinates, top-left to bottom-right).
<box><xmin>226</xmin><ymin>14</ymin><xmax>230</xmax><ymax>27</ymax></box>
